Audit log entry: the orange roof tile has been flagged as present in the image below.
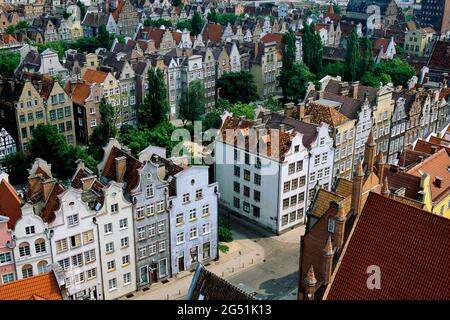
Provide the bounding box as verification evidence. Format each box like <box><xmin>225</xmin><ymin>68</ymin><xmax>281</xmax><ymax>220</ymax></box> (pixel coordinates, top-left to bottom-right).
<box><xmin>306</xmin><ymin>103</ymin><xmax>350</xmax><ymax>127</ymax></box>
<box><xmin>72</xmin><ymin>83</ymin><xmax>91</xmax><ymax>104</ymax></box>
<box><xmin>326</xmin><ymin>193</ymin><xmax>450</xmax><ymax>300</ymax></box>
<box><xmin>83</xmin><ymin>69</ymin><xmax>108</xmax><ymax>85</ymax></box>
<box><xmin>0</xmin><ymin>179</ymin><xmax>21</xmax><ymax>229</ymax></box>
<box><xmin>0</xmin><ymin>272</ymin><xmax>63</xmax><ymax>300</ymax></box>
<box><xmin>40</xmin><ymin>183</ymin><xmax>64</xmax><ymax>223</ymax></box>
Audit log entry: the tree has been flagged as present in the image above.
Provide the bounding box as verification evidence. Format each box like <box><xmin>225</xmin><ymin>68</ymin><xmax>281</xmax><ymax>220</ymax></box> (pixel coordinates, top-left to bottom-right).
<box><xmin>344</xmin><ymin>30</ymin><xmax>360</xmax><ymax>81</ymax></box>
<box><xmin>97</xmin><ymin>25</ymin><xmax>113</xmax><ymax>50</ymax></box>
<box><xmin>138</xmin><ymin>68</ymin><xmax>169</xmax><ymax>130</ymax></box>
<box><xmin>285</xmin><ymin>64</ymin><xmax>316</xmax><ymax>103</ymax></box>
<box><xmin>320</xmin><ymin>61</ymin><xmax>345</xmax><ymax>78</ymax></box>
<box><xmin>264</xmin><ymin>95</ymin><xmax>282</xmax><ymax>112</ymax></box>
<box><xmin>201</xmin><ymin>110</ymin><xmax>223</xmax><ymax>131</ymax></box>
<box><xmin>301</xmin><ymin>23</ymin><xmax>323</xmax><ymax>74</ymax></box>
<box><xmin>76</xmin><ymin>1</ymin><xmax>87</xmax><ymax>21</ymax></box>
<box><xmin>179</xmin><ymin>80</ymin><xmax>205</xmax><ymax>125</ymax></box>
<box><xmin>191</xmin><ymin>11</ymin><xmax>205</xmax><ymax>36</ymax></box>
<box><xmin>0</xmin><ymin>51</ymin><xmax>20</xmax><ymax>77</ymax></box>
<box><xmin>360</xmin><ymin>72</ymin><xmax>392</xmax><ymax>88</ymax></box>
<box><xmin>279</xmin><ymin>29</ymin><xmax>297</xmax><ymax>102</ymax></box>
<box><xmin>176</xmin><ymin>20</ymin><xmax>192</xmax><ymax>32</ymax></box>
<box><xmin>228</xmin><ymin>102</ymin><xmax>256</xmax><ymax>119</ymax></box>
<box><xmin>207</xmin><ymin>9</ymin><xmax>218</xmax><ymax>23</ymax></box>
<box><xmin>1</xmin><ymin>152</ymin><xmax>29</xmax><ymax>185</ymax></box>
<box><xmin>374</xmin><ymin>58</ymin><xmax>416</xmax><ymax>86</ymax></box>
<box><xmin>171</xmin><ymin>0</ymin><xmax>183</xmax><ymax>7</ymax></box>
<box><xmin>87</xmin><ymin>99</ymin><xmax>117</xmax><ymax>161</ymax></box>
<box><xmin>359</xmin><ymin>36</ymin><xmax>375</xmax><ymax>76</ymax></box>
<box><xmin>217</xmin><ymin>71</ymin><xmax>259</xmax><ymax>104</ymax></box>
<box><xmin>333</xmin><ymin>3</ymin><xmax>342</xmax><ymax>14</ymax></box>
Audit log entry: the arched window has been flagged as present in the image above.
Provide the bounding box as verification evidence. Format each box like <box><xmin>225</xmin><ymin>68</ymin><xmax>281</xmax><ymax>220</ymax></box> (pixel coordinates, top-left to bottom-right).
<box><xmin>35</xmin><ymin>238</ymin><xmax>46</xmax><ymax>254</ymax></box>
<box><xmin>19</xmin><ymin>242</ymin><xmax>31</xmax><ymax>257</ymax></box>
<box><xmin>22</xmin><ymin>264</ymin><xmax>33</xmax><ymax>278</ymax></box>
<box><xmin>37</xmin><ymin>261</ymin><xmax>48</xmax><ymax>274</ymax></box>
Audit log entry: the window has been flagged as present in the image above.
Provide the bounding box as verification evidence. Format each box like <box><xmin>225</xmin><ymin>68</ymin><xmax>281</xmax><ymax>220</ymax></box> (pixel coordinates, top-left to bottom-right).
<box><xmin>244</xmin><ymin>169</ymin><xmax>250</xmax><ymax>181</ymax></box>
<box><xmin>138</xmin><ymin>247</ymin><xmax>146</xmax><ymax>260</ymax></box>
<box><xmin>245</xmin><ymin>153</ymin><xmax>250</xmax><ymax>165</ymax></box>
<box><xmin>57</xmin><ymin>108</ymin><xmax>63</xmax><ymax>119</ymax></box>
<box><xmin>106</xmin><ymin>242</ymin><xmax>114</xmax><ymax>254</ymax></box>
<box><xmin>122</xmin><ymin>255</ymin><xmax>130</xmax><ymax>266</ymax></box>
<box><xmin>289</xmin><ymin>211</ymin><xmax>296</xmax><ymax>223</ymax></box>
<box><xmin>82</xmin><ymin>230</ymin><xmax>94</xmax><ymax>244</ymax></box>
<box><xmin>183</xmin><ymin>193</ymin><xmax>190</xmax><ymax>203</ymax></box>
<box><xmin>176</xmin><ymin>213</ymin><xmax>184</xmax><ymax>225</ymax></box>
<box><xmin>291</xmin><ymin>178</ymin><xmax>298</xmax><ymax>190</ymax></box>
<box><xmin>254</xmin><ymin>173</ymin><xmax>261</xmax><ymax>185</ymax></box>
<box><xmin>233</xmin><ymin>197</ymin><xmax>240</xmax><ymax>208</ymax></box>
<box><xmin>327</xmin><ymin>218</ymin><xmax>335</xmax><ymax>233</ymax></box>
<box><xmin>202</xmin><ymin>223</ymin><xmax>211</xmax><ymax>235</ymax></box>
<box><xmin>0</xmin><ymin>252</ymin><xmax>12</xmax><ymax>265</ymax></box>
<box><xmin>148</xmin><ymin>243</ymin><xmax>157</xmax><ymax>256</ymax></box>
<box><xmin>243</xmin><ymin>201</ymin><xmax>250</xmax><ymax>213</ymax></box>
<box><xmin>58</xmin><ymin>258</ymin><xmax>70</xmax><ymax>270</ymax></box>
<box><xmin>119</xmin><ymin>218</ymin><xmax>128</xmax><ymax>229</ymax></box>
<box><xmin>281</xmin><ymin>214</ymin><xmax>288</xmax><ymax>226</ymax></box>
<box><xmin>146</xmin><ymin>204</ymin><xmax>155</xmax><ymax>216</ymax></box>
<box><xmin>244</xmin><ymin>186</ymin><xmax>250</xmax><ymax>197</ymax></box>
<box><xmin>234</xmin><ymin>181</ymin><xmax>240</xmax><ymax>193</ymax></box>
<box><xmin>35</xmin><ymin>239</ymin><xmax>46</xmax><ymax>254</ymax></box>
<box><xmin>310</xmin><ymin>172</ymin><xmax>316</xmax><ymax>182</ymax></box>
<box><xmin>56</xmin><ymin>238</ymin><xmax>68</xmax><ymax>253</ymax></box>
<box><xmin>25</xmin><ymin>226</ymin><xmax>35</xmax><ymax>235</ymax></box>
<box><xmin>156</xmin><ymin>201</ymin><xmax>164</xmax><ymax>213</ymax></box>
<box><xmin>299</xmin><ymin>176</ymin><xmax>305</xmax><ymax>187</ymax></box>
<box><xmin>158</xmin><ymin>220</ymin><xmax>165</xmax><ymax>234</ymax></box>
<box><xmin>67</xmin><ymin>214</ymin><xmax>79</xmax><ymax>226</ymax></box>
<box><xmin>288</xmin><ymin>163</ymin><xmax>295</xmax><ymax>175</ymax></box>
<box><xmin>177</xmin><ymin>232</ymin><xmax>185</xmax><ymax>245</ymax></box>
<box><xmin>146</xmin><ymin>185</ymin><xmax>154</xmax><ymax>198</ymax></box>
<box><xmin>49</xmin><ymin>110</ymin><xmax>56</xmax><ymax>121</ymax></box>
<box><xmin>296</xmin><ymin>160</ymin><xmax>303</xmax><ymax>172</ymax></box>
<box><xmin>90</xmin><ymin>119</ymin><xmax>97</xmax><ymax>127</ymax></box>
<box><xmin>108</xmin><ymin>278</ymin><xmax>117</xmax><ymax>291</ymax></box>
<box><xmin>72</xmin><ymin>253</ymin><xmax>83</xmax><ymax>267</ymax></box>
<box><xmin>123</xmin><ymin>272</ymin><xmax>132</xmax><ymax>285</ymax></box>
<box><xmin>320</xmin><ymin>137</ymin><xmax>325</xmax><ymax>145</ymax></box>
<box><xmin>107</xmin><ymin>260</ymin><xmax>116</xmax><ymax>271</ymax></box>
<box><xmin>2</xmin><ymin>273</ymin><xmax>14</xmax><ymax>284</ymax></box>
<box><xmin>234</xmin><ymin>165</ymin><xmax>240</xmax><ymax>177</ymax></box>
<box><xmin>254</xmin><ymin>190</ymin><xmax>261</xmax><ymax>202</ymax></box>
<box><xmin>290</xmin><ymin>195</ymin><xmax>297</xmax><ymax>207</ymax></box>
<box><xmin>283</xmin><ymin>181</ymin><xmax>290</xmax><ymax>193</ymax></box>
<box><xmin>136</xmin><ymin>207</ymin><xmax>145</xmax><ymax>220</ymax></box>
<box><xmin>190</xmin><ymin>227</ymin><xmax>198</xmax><ymax>240</ymax></box>
<box><xmin>252</xmin><ymin>205</ymin><xmax>260</xmax><ymax>218</ymax></box>
<box><xmin>22</xmin><ymin>265</ymin><xmax>33</xmax><ymax>278</ymax></box>
<box><xmin>283</xmin><ymin>198</ymin><xmax>289</xmax><ymax>210</ymax></box>
<box><xmin>297</xmin><ymin>208</ymin><xmax>304</xmax><ymax>220</ymax></box>
<box><xmin>86</xmin><ymin>268</ymin><xmax>97</xmax><ymax>280</ymax></box>
<box><xmin>84</xmin><ymin>249</ymin><xmax>96</xmax><ymax>264</ymax></box>
<box><xmin>159</xmin><ymin>240</ymin><xmax>166</xmax><ymax>252</ymax></box>
<box><xmin>298</xmin><ymin>192</ymin><xmax>305</xmax><ymax>203</ymax></box>
<box><xmin>19</xmin><ymin>242</ymin><xmax>30</xmax><ymax>257</ymax></box>
<box><xmin>104</xmin><ymin>223</ymin><xmax>113</xmax><ymax>234</ymax></box>
<box><xmin>322</xmin><ymin>153</ymin><xmax>328</xmax><ymax>163</ymax></box>
<box><xmin>195</xmin><ymin>189</ymin><xmax>203</xmax><ymax>200</ymax></box>
<box><xmin>111</xmin><ymin>203</ymin><xmax>119</xmax><ymax>213</ymax></box>
<box><xmin>294</xmin><ymin>145</ymin><xmax>300</xmax><ymax>152</ymax></box>
<box><xmin>314</xmin><ymin>155</ymin><xmax>320</xmax><ymax>166</ymax></box>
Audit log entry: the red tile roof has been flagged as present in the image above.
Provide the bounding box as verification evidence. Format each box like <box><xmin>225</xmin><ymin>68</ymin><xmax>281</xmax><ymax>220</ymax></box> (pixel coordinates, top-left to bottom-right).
<box><xmin>112</xmin><ymin>0</ymin><xmax>125</xmax><ymax>21</ymax></box>
<box><xmin>0</xmin><ymin>272</ymin><xmax>63</xmax><ymax>300</ymax></box>
<box><xmin>83</xmin><ymin>69</ymin><xmax>108</xmax><ymax>85</ymax></box>
<box><xmin>40</xmin><ymin>183</ymin><xmax>64</xmax><ymax>223</ymax></box>
<box><xmin>428</xmin><ymin>41</ymin><xmax>450</xmax><ymax>72</ymax></box>
<box><xmin>414</xmin><ymin>139</ymin><xmax>450</xmax><ymax>155</ymax></box>
<box><xmin>71</xmin><ymin>83</ymin><xmax>90</xmax><ymax>105</ymax></box>
<box><xmin>0</xmin><ymin>178</ymin><xmax>21</xmax><ymax>229</ymax></box>
<box><xmin>326</xmin><ymin>192</ymin><xmax>450</xmax><ymax>300</ymax></box>
<box><xmin>261</xmin><ymin>33</ymin><xmax>283</xmax><ymax>50</ymax></box>
<box><xmin>202</xmin><ymin>23</ymin><xmax>225</xmax><ymax>43</ymax></box>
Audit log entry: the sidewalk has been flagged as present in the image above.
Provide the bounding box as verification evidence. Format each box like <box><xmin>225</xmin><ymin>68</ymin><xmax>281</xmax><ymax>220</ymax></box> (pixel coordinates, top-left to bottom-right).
<box><xmin>122</xmin><ymin>236</ymin><xmax>266</xmax><ymax>300</ymax></box>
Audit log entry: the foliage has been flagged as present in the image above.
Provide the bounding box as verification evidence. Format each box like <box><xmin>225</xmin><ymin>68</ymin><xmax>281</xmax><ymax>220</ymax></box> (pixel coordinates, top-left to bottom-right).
<box><xmin>191</xmin><ymin>11</ymin><xmax>205</xmax><ymax>36</ymax></box>
<box><xmin>320</xmin><ymin>61</ymin><xmax>345</xmax><ymax>78</ymax></box>
<box><xmin>137</xmin><ymin>68</ymin><xmax>169</xmax><ymax>130</ymax></box>
<box><xmin>215</xmin><ymin>98</ymin><xmax>232</xmax><ymax>113</ymax></box>
<box><xmin>5</xmin><ymin>20</ymin><xmax>29</xmax><ymax>34</ymax></box>
<box><xmin>208</xmin><ymin>12</ymin><xmax>239</xmax><ymax>26</ymax></box>
<box><xmin>279</xmin><ymin>29</ymin><xmax>297</xmax><ymax>102</ymax></box>
<box><xmin>176</xmin><ymin>19</ymin><xmax>192</xmax><ymax>32</ymax></box>
<box><xmin>217</xmin><ymin>71</ymin><xmax>259</xmax><ymax>104</ymax></box>
<box><xmin>360</xmin><ymin>72</ymin><xmax>392</xmax><ymax>88</ymax></box>
<box><xmin>228</xmin><ymin>102</ymin><xmax>256</xmax><ymax>120</ymax></box>
<box><xmin>333</xmin><ymin>3</ymin><xmax>342</xmax><ymax>14</ymax></box>
<box><xmin>97</xmin><ymin>25</ymin><xmax>114</xmax><ymax>50</ymax></box>
<box><xmin>119</xmin><ymin>122</ymin><xmax>176</xmax><ymax>156</ymax></box>
<box><xmin>218</xmin><ymin>244</ymin><xmax>229</xmax><ymax>253</ymax></box>
<box><xmin>396</xmin><ymin>44</ymin><xmax>405</xmax><ymax>56</ymax></box>
<box><xmin>201</xmin><ymin>110</ymin><xmax>223</xmax><ymax>131</ymax></box>
<box><xmin>87</xmin><ymin>99</ymin><xmax>117</xmax><ymax>161</ymax></box>
<box><xmin>207</xmin><ymin>9</ymin><xmax>218</xmax><ymax>23</ymax></box>
<box><xmin>285</xmin><ymin>64</ymin><xmax>316</xmax><ymax>103</ymax></box>
<box><xmin>359</xmin><ymin>36</ymin><xmax>375</xmax><ymax>76</ymax></box>
<box><xmin>35</xmin><ymin>40</ymin><xmax>69</xmax><ymax>59</ymax></box>
<box><xmin>373</xmin><ymin>58</ymin><xmax>416</xmax><ymax>87</ymax></box>
<box><xmin>345</xmin><ymin>30</ymin><xmax>360</xmax><ymax>81</ymax></box>
<box><xmin>27</xmin><ymin>124</ymin><xmax>97</xmax><ymax>180</ymax></box>
<box><xmin>76</xmin><ymin>1</ymin><xmax>87</xmax><ymax>21</ymax></box>
<box><xmin>218</xmin><ymin>217</ymin><xmax>233</xmax><ymax>242</ymax></box>
<box><xmin>143</xmin><ymin>18</ymin><xmax>172</xmax><ymax>28</ymax></box>
<box><xmin>0</xmin><ymin>51</ymin><xmax>20</xmax><ymax>77</ymax></box>
<box><xmin>301</xmin><ymin>23</ymin><xmax>323</xmax><ymax>74</ymax></box>
<box><xmin>1</xmin><ymin>152</ymin><xmax>29</xmax><ymax>185</ymax></box>
<box><xmin>171</xmin><ymin>0</ymin><xmax>183</xmax><ymax>7</ymax></box>
<box><xmin>264</xmin><ymin>95</ymin><xmax>282</xmax><ymax>112</ymax></box>
<box><xmin>179</xmin><ymin>80</ymin><xmax>205</xmax><ymax>125</ymax></box>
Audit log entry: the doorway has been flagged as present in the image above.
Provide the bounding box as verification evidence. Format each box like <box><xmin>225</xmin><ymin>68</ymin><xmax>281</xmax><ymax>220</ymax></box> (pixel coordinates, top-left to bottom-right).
<box><xmin>140</xmin><ymin>265</ymin><xmax>148</xmax><ymax>285</ymax></box>
<box><xmin>178</xmin><ymin>252</ymin><xmax>185</xmax><ymax>272</ymax></box>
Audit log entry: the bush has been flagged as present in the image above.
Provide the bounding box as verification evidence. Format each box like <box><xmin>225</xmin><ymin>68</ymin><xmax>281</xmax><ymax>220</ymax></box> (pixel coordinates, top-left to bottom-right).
<box><xmin>218</xmin><ymin>217</ymin><xmax>233</xmax><ymax>242</ymax></box>
<box><xmin>219</xmin><ymin>244</ymin><xmax>230</xmax><ymax>254</ymax></box>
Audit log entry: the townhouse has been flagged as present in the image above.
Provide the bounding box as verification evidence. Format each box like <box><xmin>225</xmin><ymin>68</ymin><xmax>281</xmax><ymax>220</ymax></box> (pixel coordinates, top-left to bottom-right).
<box><xmin>388</xmin><ymin>89</ymin><xmax>410</xmax><ymax>164</ymax></box>
<box><xmin>250</xmin><ymin>40</ymin><xmax>280</xmax><ymax>99</ymax></box>
<box><xmin>215</xmin><ymin>110</ymin><xmax>334</xmax><ymax>234</ymax></box>
<box><xmin>112</xmin><ymin>0</ymin><xmax>140</xmax><ymax>38</ymax></box>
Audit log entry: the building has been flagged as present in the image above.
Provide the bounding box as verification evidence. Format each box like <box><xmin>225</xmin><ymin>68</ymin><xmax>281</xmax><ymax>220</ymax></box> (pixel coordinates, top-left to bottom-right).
<box><xmin>419</xmin><ymin>0</ymin><xmax>450</xmax><ymax>36</ymax></box>
<box><xmin>215</xmin><ymin>110</ymin><xmax>334</xmax><ymax>234</ymax></box>
<box><xmin>404</xmin><ymin>28</ymin><xmax>434</xmax><ymax>57</ymax></box>
<box><xmin>387</xmin><ymin>89</ymin><xmax>410</xmax><ymax>163</ymax></box>
<box><xmin>82</xmin><ymin>12</ymin><xmax>117</xmax><ymax>38</ymax></box>
<box><xmin>112</xmin><ymin>0</ymin><xmax>140</xmax><ymax>37</ymax></box>
<box><xmin>250</xmin><ymin>41</ymin><xmax>280</xmax><ymax>99</ymax></box>
<box><xmin>323</xmin><ymin>193</ymin><xmax>450</xmax><ymax>300</ymax></box>
<box><xmin>345</xmin><ymin>0</ymin><xmax>399</xmax><ymax>32</ymax></box>
<box><xmin>0</xmin><ymin>127</ymin><xmax>17</xmax><ymax>162</ymax></box>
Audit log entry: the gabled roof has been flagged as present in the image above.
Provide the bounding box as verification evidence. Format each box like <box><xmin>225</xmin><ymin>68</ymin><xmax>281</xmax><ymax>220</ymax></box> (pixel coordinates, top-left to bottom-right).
<box><xmin>72</xmin><ymin>83</ymin><xmax>91</xmax><ymax>105</ymax></box>
<box><xmin>305</xmin><ymin>103</ymin><xmax>350</xmax><ymax>127</ymax></box>
<box><xmin>40</xmin><ymin>183</ymin><xmax>64</xmax><ymax>224</ymax></box>
<box><xmin>309</xmin><ymin>189</ymin><xmax>346</xmax><ymax>219</ymax></box>
<box><xmin>0</xmin><ymin>177</ymin><xmax>22</xmax><ymax>229</ymax></box>
<box><xmin>325</xmin><ymin>192</ymin><xmax>450</xmax><ymax>300</ymax></box>
<box><xmin>0</xmin><ymin>272</ymin><xmax>63</xmax><ymax>300</ymax></box>
<box><xmin>187</xmin><ymin>264</ymin><xmax>256</xmax><ymax>300</ymax></box>
<box><xmin>428</xmin><ymin>41</ymin><xmax>450</xmax><ymax>72</ymax></box>
<box><xmin>202</xmin><ymin>23</ymin><xmax>225</xmax><ymax>43</ymax></box>
<box><xmin>83</xmin><ymin>69</ymin><xmax>109</xmax><ymax>85</ymax></box>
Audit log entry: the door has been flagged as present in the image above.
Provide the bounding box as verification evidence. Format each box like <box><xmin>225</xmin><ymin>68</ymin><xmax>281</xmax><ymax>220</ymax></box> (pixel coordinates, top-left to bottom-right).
<box><xmin>178</xmin><ymin>253</ymin><xmax>185</xmax><ymax>272</ymax></box>
<box><xmin>150</xmin><ymin>268</ymin><xmax>158</xmax><ymax>283</ymax></box>
<box><xmin>140</xmin><ymin>265</ymin><xmax>149</xmax><ymax>285</ymax></box>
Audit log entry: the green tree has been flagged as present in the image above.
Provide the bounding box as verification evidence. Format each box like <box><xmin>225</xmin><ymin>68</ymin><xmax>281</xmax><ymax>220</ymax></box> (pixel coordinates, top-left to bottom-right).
<box><xmin>374</xmin><ymin>58</ymin><xmax>416</xmax><ymax>86</ymax></box>
<box><xmin>138</xmin><ymin>68</ymin><xmax>169</xmax><ymax>130</ymax></box>
<box><xmin>201</xmin><ymin>110</ymin><xmax>223</xmax><ymax>131</ymax></box>
<box><xmin>179</xmin><ymin>80</ymin><xmax>205</xmax><ymax>125</ymax></box>
<box><xmin>176</xmin><ymin>19</ymin><xmax>192</xmax><ymax>32</ymax></box>
<box><xmin>228</xmin><ymin>102</ymin><xmax>256</xmax><ymax>119</ymax></box>
<box><xmin>0</xmin><ymin>51</ymin><xmax>20</xmax><ymax>77</ymax></box>
<box><xmin>172</xmin><ymin>0</ymin><xmax>183</xmax><ymax>7</ymax></box>
<box><xmin>191</xmin><ymin>11</ymin><xmax>205</xmax><ymax>36</ymax></box>
<box><xmin>217</xmin><ymin>71</ymin><xmax>259</xmax><ymax>104</ymax></box>
<box><xmin>1</xmin><ymin>152</ymin><xmax>29</xmax><ymax>185</ymax></box>
<box><xmin>359</xmin><ymin>36</ymin><xmax>375</xmax><ymax>76</ymax></box>
<box><xmin>218</xmin><ymin>217</ymin><xmax>233</xmax><ymax>242</ymax></box>
<box><xmin>279</xmin><ymin>29</ymin><xmax>297</xmax><ymax>102</ymax></box>
<box><xmin>97</xmin><ymin>25</ymin><xmax>113</xmax><ymax>50</ymax></box>
<box><xmin>320</xmin><ymin>61</ymin><xmax>345</xmax><ymax>78</ymax></box>
<box><xmin>76</xmin><ymin>1</ymin><xmax>87</xmax><ymax>21</ymax></box>
<box><xmin>345</xmin><ymin>30</ymin><xmax>360</xmax><ymax>81</ymax></box>
<box><xmin>207</xmin><ymin>9</ymin><xmax>218</xmax><ymax>23</ymax></box>
<box><xmin>360</xmin><ymin>72</ymin><xmax>392</xmax><ymax>87</ymax></box>
<box><xmin>285</xmin><ymin>64</ymin><xmax>316</xmax><ymax>103</ymax></box>
<box><xmin>216</xmin><ymin>13</ymin><xmax>238</xmax><ymax>26</ymax></box>
<box><xmin>333</xmin><ymin>3</ymin><xmax>342</xmax><ymax>14</ymax></box>
<box><xmin>87</xmin><ymin>99</ymin><xmax>117</xmax><ymax>161</ymax></box>
<box><xmin>301</xmin><ymin>23</ymin><xmax>323</xmax><ymax>74</ymax></box>
<box><xmin>264</xmin><ymin>95</ymin><xmax>282</xmax><ymax>112</ymax></box>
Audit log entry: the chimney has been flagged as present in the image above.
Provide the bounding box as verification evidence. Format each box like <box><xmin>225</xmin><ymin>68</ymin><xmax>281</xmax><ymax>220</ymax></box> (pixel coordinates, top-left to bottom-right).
<box><xmin>333</xmin><ymin>200</ymin><xmax>346</xmax><ymax>250</ymax></box>
<box><xmin>114</xmin><ymin>156</ymin><xmax>127</xmax><ymax>183</ymax></box>
<box><xmin>375</xmin><ymin>150</ymin><xmax>385</xmax><ymax>183</ymax></box>
<box><xmin>279</xmin><ymin>124</ymin><xmax>285</xmax><ymax>132</ymax></box>
<box><xmin>339</xmin><ymin>82</ymin><xmax>349</xmax><ymax>96</ymax></box>
<box><xmin>430</xmin><ymin>145</ymin><xmax>437</xmax><ymax>154</ymax></box>
<box><xmin>381</xmin><ymin>176</ymin><xmax>390</xmax><ymax>196</ymax></box>
<box><xmin>322</xmin><ymin>236</ymin><xmax>334</xmax><ymax>286</ymax></box>
<box><xmin>351</xmin><ymin>159</ymin><xmax>364</xmax><ymax>217</ymax></box>
<box><xmin>42</xmin><ymin>179</ymin><xmax>55</xmax><ymax>202</ymax></box>
<box><xmin>350</xmin><ymin>81</ymin><xmax>359</xmax><ymax>99</ymax></box>
<box><xmin>304</xmin><ymin>265</ymin><xmax>317</xmax><ymax>300</ymax></box>
<box><xmin>298</xmin><ymin>103</ymin><xmax>306</xmax><ymax>119</ymax></box>
<box><xmin>364</xmin><ymin>130</ymin><xmax>376</xmax><ymax>176</ymax></box>
<box><xmin>435</xmin><ymin>176</ymin><xmax>443</xmax><ymax>188</ymax></box>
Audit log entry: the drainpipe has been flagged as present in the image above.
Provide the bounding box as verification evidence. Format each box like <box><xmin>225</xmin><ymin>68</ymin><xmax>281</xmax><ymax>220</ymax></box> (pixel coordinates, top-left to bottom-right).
<box><xmin>92</xmin><ymin>216</ymin><xmax>105</xmax><ymax>300</ymax></box>
<box><xmin>164</xmin><ymin>188</ymin><xmax>173</xmax><ymax>278</ymax></box>
<box><xmin>44</xmin><ymin>227</ymin><xmax>54</xmax><ymax>267</ymax></box>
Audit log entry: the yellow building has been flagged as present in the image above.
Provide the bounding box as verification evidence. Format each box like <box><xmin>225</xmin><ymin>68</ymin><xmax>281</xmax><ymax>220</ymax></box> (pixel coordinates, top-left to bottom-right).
<box><xmin>404</xmin><ymin>27</ymin><xmax>435</xmax><ymax>57</ymax></box>
<box><xmin>407</xmin><ymin>148</ymin><xmax>450</xmax><ymax>218</ymax></box>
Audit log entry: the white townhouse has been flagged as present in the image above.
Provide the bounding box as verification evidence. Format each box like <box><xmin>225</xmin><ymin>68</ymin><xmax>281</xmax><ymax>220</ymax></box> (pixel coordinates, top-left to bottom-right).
<box><xmin>168</xmin><ymin>165</ymin><xmax>219</xmax><ymax>275</ymax></box>
<box><xmin>215</xmin><ymin>111</ymin><xmax>335</xmax><ymax>234</ymax></box>
<box><xmin>49</xmin><ymin>187</ymin><xmax>103</xmax><ymax>300</ymax></box>
<box><xmin>96</xmin><ymin>181</ymin><xmax>137</xmax><ymax>300</ymax></box>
